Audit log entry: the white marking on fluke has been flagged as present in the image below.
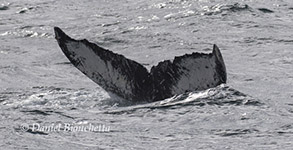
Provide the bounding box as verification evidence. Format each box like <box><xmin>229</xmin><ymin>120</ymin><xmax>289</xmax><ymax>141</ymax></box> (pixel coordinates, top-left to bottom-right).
<box><xmin>54</xmin><ymin>27</ymin><xmax>227</xmax><ymax>102</ymax></box>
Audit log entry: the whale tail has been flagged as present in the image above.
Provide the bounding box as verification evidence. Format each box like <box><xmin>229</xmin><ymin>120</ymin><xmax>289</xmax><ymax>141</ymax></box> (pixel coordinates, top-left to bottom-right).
<box><xmin>149</xmin><ymin>44</ymin><xmax>227</xmax><ymax>101</ymax></box>
<box><xmin>54</xmin><ymin>27</ymin><xmax>227</xmax><ymax>102</ymax></box>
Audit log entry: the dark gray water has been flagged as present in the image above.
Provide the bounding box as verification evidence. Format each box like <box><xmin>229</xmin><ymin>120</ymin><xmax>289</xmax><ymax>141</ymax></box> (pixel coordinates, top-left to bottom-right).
<box><xmin>1</xmin><ymin>0</ymin><xmax>293</xmax><ymax>149</ymax></box>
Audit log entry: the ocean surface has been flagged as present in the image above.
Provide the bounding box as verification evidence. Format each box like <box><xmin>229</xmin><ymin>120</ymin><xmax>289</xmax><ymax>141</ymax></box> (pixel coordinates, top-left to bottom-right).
<box><xmin>1</xmin><ymin>0</ymin><xmax>293</xmax><ymax>149</ymax></box>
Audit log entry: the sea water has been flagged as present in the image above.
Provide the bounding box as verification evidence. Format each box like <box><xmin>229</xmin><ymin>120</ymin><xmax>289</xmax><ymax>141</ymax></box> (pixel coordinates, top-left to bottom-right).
<box><xmin>0</xmin><ymin>0</ymin><xmax>293</xmax><ymax>149</ymax></box>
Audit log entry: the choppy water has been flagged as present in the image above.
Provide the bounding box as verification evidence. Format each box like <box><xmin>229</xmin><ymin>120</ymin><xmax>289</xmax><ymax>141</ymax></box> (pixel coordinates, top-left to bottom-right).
<box><xmin>1</xmin><ymin>0</ymin><xmax>293</xmax><ymax>149</ymax></box>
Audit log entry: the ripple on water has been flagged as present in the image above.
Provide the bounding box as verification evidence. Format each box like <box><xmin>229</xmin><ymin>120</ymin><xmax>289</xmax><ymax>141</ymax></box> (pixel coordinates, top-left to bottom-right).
<box><xmin>213</xmin><ymin>128</ymin><xmax>260</xmax><ymax>137</ymax></box>
<box><xmin>201</xmin><ymin>3</ymin><xmax>252</xmax><ymax>16</ymax></box>
<box><xmin>2</xmin><ymin>86</ymin><xmax>127</xmax><ymax>111</ymax></box>
<box><xmin>257</xmin><ymin>8</ymin><xmax>274</xmax><ymax>13</ymax></box>
<box><xmin>0</xmin><ymin>5</ymin><xmax>9</xmax><ymax>11</ymax></box>
<box><xmin>17</xmin><ymin>6</ymin><xmax>39</xmax><ymax>14</ymax></box>
<box><xmin>0</xmin><ymin>29</ymin><xmax>52</xmax><ymax>38</ymax></box>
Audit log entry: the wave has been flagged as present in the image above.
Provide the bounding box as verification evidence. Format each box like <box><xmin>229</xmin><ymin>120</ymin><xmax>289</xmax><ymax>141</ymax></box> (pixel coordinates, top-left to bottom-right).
<box><xmin>0</xmin><ymin>25</ymin><xmax>53</xmax><ymax>38</ymax></box>
<box><xmin>201</xmin><ymin>3</ymin><xmax>275</xmax><ymax>16</ymax></box>
<box><xmin>0</xmin><ymin>5</ymin><xmax>9</xmax><ymax>11</ymax></box>
<box><xmin>104</xmin><ymin>84</ymin><xmax>262</xmax><ymax>115</ymax></box>
<box><xmin>1</xmin><ymin>86</ymin><xmax>123</xmax><ymax>110</ymax></box>
<box><xmin>0</xmin><ymin>30</ymin><xmax>52</xmax><ymax>38</ymax></box>
<box><xmin>202</xmin><ymin>3</ymin><xmax>251</xmax><ymax>16</ymax></box>
<box><xmin>159</xmin><ymin>3</ymin><xmax>274</xmax><ymax>20</ymax></box>
<box><xmin>2</xmin><ymin>84</ymin><xmax>262</xmax><ymax>116</ymax></box>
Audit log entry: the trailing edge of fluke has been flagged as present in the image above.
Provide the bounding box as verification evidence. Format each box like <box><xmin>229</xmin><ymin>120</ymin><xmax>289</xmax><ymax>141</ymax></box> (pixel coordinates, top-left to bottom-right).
<box><xmin>54</xmin><ymin>27</ymin><xmax>227</xmax><ymax>102</ymax></box>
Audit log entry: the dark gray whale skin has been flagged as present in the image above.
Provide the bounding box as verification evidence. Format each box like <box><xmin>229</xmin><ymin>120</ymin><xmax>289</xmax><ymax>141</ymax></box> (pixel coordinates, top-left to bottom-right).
<box><xmin>54</xmin><ymin>27</ymin><xmax>226</xmax><ymax>102</ymax></box>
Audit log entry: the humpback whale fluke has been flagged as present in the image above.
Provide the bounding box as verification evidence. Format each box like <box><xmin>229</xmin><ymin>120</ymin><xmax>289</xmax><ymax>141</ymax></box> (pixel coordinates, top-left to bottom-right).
<box><xmin>54</xmin><ymin>27</ymin><xmax>227</xmax><ymax>102</ymax></box>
